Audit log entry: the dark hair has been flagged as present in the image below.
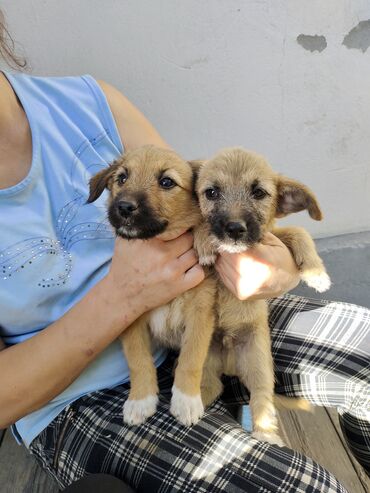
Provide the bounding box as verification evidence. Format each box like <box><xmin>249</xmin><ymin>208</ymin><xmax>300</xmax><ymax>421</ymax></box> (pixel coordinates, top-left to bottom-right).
<box><xmin>0</xmin><ymin>9</ymin><xmax>26</xmax><ymax>69</ymax></box>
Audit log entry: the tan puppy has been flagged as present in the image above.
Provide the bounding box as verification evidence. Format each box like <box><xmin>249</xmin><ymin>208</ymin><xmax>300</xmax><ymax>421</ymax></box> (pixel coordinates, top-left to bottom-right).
<box><xmin>193</xmin><ymin>148</ymin><xmax>330</xmax><ymax>445</ymax></box>
<box><xmin>87</xmin><ymin>145</ymin><xmax>216</xmax><ymax>426</ymax></box>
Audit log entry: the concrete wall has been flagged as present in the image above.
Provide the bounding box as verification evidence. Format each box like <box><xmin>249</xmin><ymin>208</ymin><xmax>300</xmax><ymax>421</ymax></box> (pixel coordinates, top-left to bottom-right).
<box><xmin>2</xmin><ymin>1</ymin><xmax>370</xmax><ymax>239</ymax></box>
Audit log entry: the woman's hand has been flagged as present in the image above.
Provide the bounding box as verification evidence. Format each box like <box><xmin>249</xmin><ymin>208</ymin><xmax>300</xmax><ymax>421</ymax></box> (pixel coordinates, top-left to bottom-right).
<box><xmin>215</xmin><ymin>232</ymin><xmax>299</xmax><ymax>301</ymax></box>
<box><xmin>105</xmin><ymin>232</ymin><xmax>205</xmax><ymax>321</ymax></box>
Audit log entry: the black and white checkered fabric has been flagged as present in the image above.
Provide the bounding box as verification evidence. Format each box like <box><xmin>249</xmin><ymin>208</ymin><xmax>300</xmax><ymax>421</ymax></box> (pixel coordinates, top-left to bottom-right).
<box><xmin>28</xmin><ymin>294</ymin><xmax>369</xmax><ymax>492</ymax></box>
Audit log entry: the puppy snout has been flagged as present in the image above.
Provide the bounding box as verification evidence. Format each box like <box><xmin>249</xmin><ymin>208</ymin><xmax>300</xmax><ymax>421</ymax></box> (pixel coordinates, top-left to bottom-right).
<box><xmin>225</xmin><ymin>221</ymin><xmax>246</xmax><ymax>240</ymax></box>
<box><xmin>117</xmin><ymin>200</ymin><xmax>138</xmax><ymax>218</ymax></box>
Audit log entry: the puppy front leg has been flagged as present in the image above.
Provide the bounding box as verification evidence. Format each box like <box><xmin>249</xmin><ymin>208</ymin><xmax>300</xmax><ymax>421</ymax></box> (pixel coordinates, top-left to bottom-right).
<box><xmin>120</xmin><ymin>315</ymin><xmax>159</xmax><ymax>425</ymax></box>
<box><xmin>273</xmin><ymin>226</ymin><xmax>331</xmax><ymax>293</ymax></box>
<box><xmin>194</xmin><ymin>222</ymin><xmax>217</xmax><ymax>266</ymax></box>
<box><xmin>200</xmin><ymin>342</ymin><xmax>224</xmax><ymax>408</ymax></box>
<box><xmin>170</xmin><ymin>286</ymin><xmax>216</xmax><ymax>426</ymax></box>
<box><xmin>236</xmin><ymin>317</ymin><xmax>283</xmax><ymax>446</ymax></box>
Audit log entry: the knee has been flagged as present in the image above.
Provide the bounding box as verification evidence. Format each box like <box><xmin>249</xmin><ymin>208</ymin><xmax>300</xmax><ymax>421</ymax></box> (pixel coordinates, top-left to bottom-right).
<box><xmin>286</xmin><ymin>453</ymin><xmax>347</xmax><ymax>493</ymax></box>
<box><xmin>182</xmin><ymin>426</ymin><xmax>347</xmax><ymax>493</ymax></box>
<box><xmin>253</xmin><ymin>446</ymin><xmax>347</xmax><ymax>493</ymax></box>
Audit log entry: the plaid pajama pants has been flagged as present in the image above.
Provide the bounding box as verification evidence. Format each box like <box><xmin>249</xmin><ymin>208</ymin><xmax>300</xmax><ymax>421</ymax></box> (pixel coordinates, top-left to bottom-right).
<box><xmin>28</xmin><ymin>294</ymin><xmax>370</xmax><ymax>492</ymax></box>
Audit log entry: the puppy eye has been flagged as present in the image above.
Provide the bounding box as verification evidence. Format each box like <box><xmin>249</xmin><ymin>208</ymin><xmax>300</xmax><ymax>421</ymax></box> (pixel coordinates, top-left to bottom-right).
<box><xmin>205</xmin><ymin>187</ymin><xmax>220</xmax><ymax>200</ymax></box>
<box><xmin>252</xmin><ymin>188</ymin><xmax>267</xmax><ymax>200</ymax></box>
<box><xmin>117</xmin><ymin>172</ymin><xmax>128</xmax><ymax>185</ymax></box>
<box><xmin>159</xmin><ymin>176</ymin><xmax>176</xmax><ymax>189</ymax></box>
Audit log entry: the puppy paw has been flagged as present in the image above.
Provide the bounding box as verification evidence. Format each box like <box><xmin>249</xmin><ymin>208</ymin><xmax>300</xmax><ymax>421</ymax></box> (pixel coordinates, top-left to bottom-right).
<box><xmin>301</xmin><ymin>269</ymin><xmax>331</xmax><ymax>293</ymax></box>
<box><xmin>252</xmin><ymin>431</ymin><xmax>285</xmax><ymax>447</ymax></box>
<box><xmin>198</xmin><ymin>254</ymin><xmax>217</xmax><ymax>266</ymax></box>
<box><xmin>123</xmin><ymin>395</ymin><xmax>158</xmax><ymax>426</ymax></box>
<box><xmin>170</xmin><ymin>386</ymin><xmax>204</xmax><ymax>426</ymax></box>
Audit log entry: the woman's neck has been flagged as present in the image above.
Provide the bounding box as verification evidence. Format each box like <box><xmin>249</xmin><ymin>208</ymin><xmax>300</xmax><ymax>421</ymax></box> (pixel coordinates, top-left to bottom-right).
<box><xmin>0</xmin><ymin>73</ymin><xmax>22</xmax><ymax>137</ymax></box>
<box><xmin>0</xmin><ymin>72</ymin><xmax>32</xmax><ymax>189</ymax></box>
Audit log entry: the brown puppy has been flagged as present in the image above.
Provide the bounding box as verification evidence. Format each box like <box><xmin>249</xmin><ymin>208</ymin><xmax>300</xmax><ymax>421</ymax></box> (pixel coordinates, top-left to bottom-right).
<box><xmin>193</xmin><ymin>148</ymin><xmax>330</xmax><ymax>445</ymax></box>
<box><xmin>88</xmin><ymin>145</ymin><xmax>216</xmax><ymax>426</ymax></box>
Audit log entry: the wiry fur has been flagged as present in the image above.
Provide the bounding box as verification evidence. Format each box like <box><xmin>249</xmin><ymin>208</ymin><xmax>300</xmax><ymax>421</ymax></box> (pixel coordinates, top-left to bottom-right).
<box><xmin>88</xmin><ymin>146</ymin><xmax>217</xmax><ymax>426</ymax></box>
<box><xmin>193</xmin><ymin>148</ymin><xmax>330</xmax><ymax>445</ymax></box>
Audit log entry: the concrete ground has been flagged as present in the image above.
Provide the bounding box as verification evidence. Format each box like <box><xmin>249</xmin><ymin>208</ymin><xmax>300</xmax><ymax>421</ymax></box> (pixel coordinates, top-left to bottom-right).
<box><xmin>292</xmin><ymin>230</ymin><xmax>370</xmax><ymax>309</ymax></box>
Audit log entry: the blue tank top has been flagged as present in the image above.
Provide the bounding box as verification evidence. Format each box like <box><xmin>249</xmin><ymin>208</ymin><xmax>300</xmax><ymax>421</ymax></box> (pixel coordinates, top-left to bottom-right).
<box><xmin>0</xmin><ymin>72</ymin><xmax>167</xmax><ymax>446</ymax></box>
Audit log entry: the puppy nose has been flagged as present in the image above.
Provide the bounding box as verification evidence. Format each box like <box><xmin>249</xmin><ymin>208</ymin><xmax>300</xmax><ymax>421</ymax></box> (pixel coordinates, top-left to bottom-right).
<box><xmin>117</xmin><ymin>200</ymin><xmax>138</xmax><ymax>217</ymax></box>
<box><xmin>225</xmin><ymin>221</ymin><xmax>246</xmax><ymax>240</ymax></box>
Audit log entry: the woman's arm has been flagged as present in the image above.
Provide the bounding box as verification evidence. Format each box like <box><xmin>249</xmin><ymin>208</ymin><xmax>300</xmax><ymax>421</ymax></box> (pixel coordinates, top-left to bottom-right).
<box><xmin>0</xmin><ymin>233</ymin><xmax>203</xmax><ymax>429</ymax></box>
<box><xmin>98</xmin><ymin>80</ymin><xmax>170</xmax><ymax>151</ymax></box>
<box><xmin>0</xmin><ymin>82</ymin><xmax>196</xmax><ymax>428</ymax></box>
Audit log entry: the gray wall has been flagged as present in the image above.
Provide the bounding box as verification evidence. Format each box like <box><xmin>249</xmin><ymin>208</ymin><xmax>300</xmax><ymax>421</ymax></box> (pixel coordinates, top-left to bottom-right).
<box><xmin>2</xmin><ymin>0</ymin><xmax>370</xmax><ymax>240</ymax></box>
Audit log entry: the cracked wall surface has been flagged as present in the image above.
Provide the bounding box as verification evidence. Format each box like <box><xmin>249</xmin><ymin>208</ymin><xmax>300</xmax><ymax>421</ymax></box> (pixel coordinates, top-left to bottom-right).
<box><xmin>1</xmin><ymin>0</ymin><xmax>370</xmax><ymax>239</ymax></box>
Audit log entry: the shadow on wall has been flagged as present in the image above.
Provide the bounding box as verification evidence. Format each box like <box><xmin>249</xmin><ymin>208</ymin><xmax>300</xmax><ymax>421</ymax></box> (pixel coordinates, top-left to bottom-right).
<box><xmin>292</xmin><ymin>231</ymin><xmax>370</xmax><ymax>309</ymax></box>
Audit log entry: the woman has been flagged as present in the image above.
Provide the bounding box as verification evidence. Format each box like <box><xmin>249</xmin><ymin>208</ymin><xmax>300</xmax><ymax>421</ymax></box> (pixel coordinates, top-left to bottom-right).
<box><xmin>0</xmin><ymin>10</ymin><xmax>368</xmax><ymax>492</ymax></box>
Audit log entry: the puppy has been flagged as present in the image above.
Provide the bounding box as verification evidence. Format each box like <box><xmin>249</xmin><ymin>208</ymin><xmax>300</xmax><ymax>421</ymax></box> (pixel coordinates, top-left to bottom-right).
<box><xmin>87</xmin><ymin>145</ymin><xmax>216</xmax><ymax>426</ymax></box>
<box><xmin>193</xmin><ymin>148</ymin><xmax>330</xmax><ymax>445</ymax></box>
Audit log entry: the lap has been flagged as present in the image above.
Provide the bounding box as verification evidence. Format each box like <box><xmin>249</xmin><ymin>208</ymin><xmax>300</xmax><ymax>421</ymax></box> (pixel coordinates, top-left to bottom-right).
<box><xmin>221</xmin><ymin>294</ymin><xmax>369</xmax><ymax>414</ymax></box>
<box><xmin>269</xmin><ymin>294</ymin><xmax>370</xmax><ymax>417</ymax></box>
<box><xmin>29</xmin><ymin>354</ymin><xmax>347</xmax><ymax>492</ymax></box>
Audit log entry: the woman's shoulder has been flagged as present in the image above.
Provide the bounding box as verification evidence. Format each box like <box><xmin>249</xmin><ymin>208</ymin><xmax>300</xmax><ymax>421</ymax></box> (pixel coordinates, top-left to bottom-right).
<box><xmin>5</xmin><ymin>71</ymin><xmax>122</xmax><ymax>149</ymax></box>
<box><xmin>6</xmin><ymin>71</ymin><xmax>108</xmax><ymax>117</ymax></box>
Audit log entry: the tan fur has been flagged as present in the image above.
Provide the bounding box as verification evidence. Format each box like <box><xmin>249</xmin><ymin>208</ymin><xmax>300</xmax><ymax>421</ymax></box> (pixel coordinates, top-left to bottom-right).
<box><xmin>89</xmin><ymin>146</ymin><xmax>201</xmax><ymax>239</ymax></box>
<box><xmin>193</xmin><ymin>147</ymin><xmax>329</xmax><ymax>444</ymax></box>
<box><xmin>88</xmin><ymin>146</ymin><xmax>217</xmax><ymax>426</ymax></box>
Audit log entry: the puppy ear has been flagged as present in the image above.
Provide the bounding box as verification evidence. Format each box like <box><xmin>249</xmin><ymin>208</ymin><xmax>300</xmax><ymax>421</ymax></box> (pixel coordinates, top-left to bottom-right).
<box><xmin>188</xmin><ymin>160</ymin><xmax>205</xmax><ymax>197</ymax></box>
<box><xmin>86</xmin><ymin>164</ymin><xmax>117</xmax><ymax>203</ymax></box>
<box><xmin>276</xmin><ymin>177</ymin><xmax>323</xmax><ymax>221</ymax></box>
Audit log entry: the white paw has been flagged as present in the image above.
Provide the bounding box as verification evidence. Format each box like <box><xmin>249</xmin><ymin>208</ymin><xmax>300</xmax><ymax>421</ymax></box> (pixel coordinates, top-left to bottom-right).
<box><xmin>123</xmin><ymin>395</ymin><xmax>158</xmax><ymax>426</ymax></box>
<box><xmin>198</xmin><ymin>254</ymin><xmax>217</xmax><ymax>266</ymax></box>
<box><xmin>301</xmin><ymin>270</ymin><xmax>331</xmax><ymax>293</ymax></box>
<box><xmin>252</xmin><ymin>431</ymin><xmax>285</xmax><ymax>447</ymax></box>
<box><xmin>170</xmin><ymin>386</ymin><xmax>204</xmax><ymax>426</ymax></box>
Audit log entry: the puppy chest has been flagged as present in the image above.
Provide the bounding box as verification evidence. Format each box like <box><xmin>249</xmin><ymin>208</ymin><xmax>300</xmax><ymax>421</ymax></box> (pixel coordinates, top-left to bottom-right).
<box><xmin>217</xmin><ymin>286</ymin><xmax>267</xmax><ymax>330</ymax></box>
<box><xmin>149</xmin><ymin>300</ymin><xmax>185</xmax><ymax>348</ymax></box>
